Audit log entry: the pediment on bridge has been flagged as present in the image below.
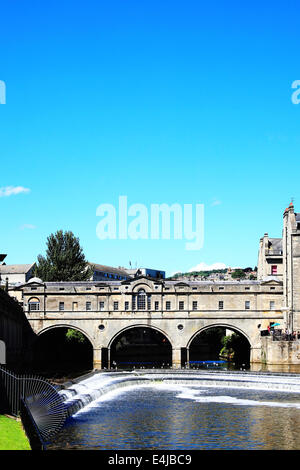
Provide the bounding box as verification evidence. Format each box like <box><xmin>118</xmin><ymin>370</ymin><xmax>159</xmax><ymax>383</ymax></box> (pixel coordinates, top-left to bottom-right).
<box><xmin>121</xmin><ymin>275</ymin><xmax>163</xmax><ymax>291</ymax></box>
<box><xmin>19</xmin><ymin>277</ymin><xmax>45</xmax><ymax>288</ymax></box>
<box><xmin>260</xmin><ymin>277</ymin><xmax>283</xmax><ymax>286</ymax></box>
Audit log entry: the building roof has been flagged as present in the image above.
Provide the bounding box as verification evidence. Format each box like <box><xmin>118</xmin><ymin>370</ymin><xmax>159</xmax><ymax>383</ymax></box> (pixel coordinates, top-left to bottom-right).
<box><xmin>0</xmin><ymin>263</ymin><xmax>35</xmax><ymax>274</ymax></box>
<box><xmin>268</xmin><ymin>238</ymin><xmax>282</xmax><ymax>251</ymax></box>
<box><xmin>89</xmin><ymin>263</ymin><xmax>130</xmax><ymax>277</ymax></box>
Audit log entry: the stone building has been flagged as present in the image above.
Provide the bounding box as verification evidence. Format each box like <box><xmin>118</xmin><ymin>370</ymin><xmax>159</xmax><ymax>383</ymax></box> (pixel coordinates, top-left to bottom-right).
<box><xmin>18</xmin><ymin>273</ymin><xmax>282</xmax><ymax>369</ymax></box>
<box><xmin>90</xmin><ymin>263</ymin><xmax>165</xmax><ymax>281</ymax></box>
<box><xmin>0</xmin><ymin>263</ymin><xmax>36</xmax><ymax>286</ymax></box>
<box><xmin>89</xmin><ymin>263</ymin><xmax>131</xmax><ymax>281</ymax></box>
<box><xmin>0</xmin><ymin>287</ymin><xmax>34</xmax><ymax>367</ymax></box>
<box><xmin>257</xmin><ymin>234</ymin><xmax>283</xmax><ymax>280</ymax></box>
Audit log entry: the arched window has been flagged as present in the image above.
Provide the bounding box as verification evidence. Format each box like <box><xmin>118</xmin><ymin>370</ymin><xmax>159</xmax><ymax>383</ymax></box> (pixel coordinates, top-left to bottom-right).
<box><xmin>28</xmin><ymin>297</ymin><xmax>40</xmax><ymax>311</ymax></box>
<box><xmin>137</xmin><ymin>289</ymin><xmax>146</xmax><ymax>310</ymax></box>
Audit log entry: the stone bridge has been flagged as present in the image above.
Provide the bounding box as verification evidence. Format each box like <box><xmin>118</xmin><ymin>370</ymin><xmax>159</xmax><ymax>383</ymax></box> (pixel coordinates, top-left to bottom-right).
<box><xmin>19</xmin><ymin>276</ymin><xmax>284</xmax><ymax>368</ymax></box>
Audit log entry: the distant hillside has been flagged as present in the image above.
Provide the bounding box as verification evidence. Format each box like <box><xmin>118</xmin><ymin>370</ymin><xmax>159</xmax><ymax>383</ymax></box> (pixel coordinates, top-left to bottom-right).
<box><xmin>167</xmin><ymin>267</ymin><xmax>257</xmax><ymax>281</ymax></box>
<box><xmin>170</xmin><ymin>269</ymin><xmax>227</xmax><ymax>279</ymax></box>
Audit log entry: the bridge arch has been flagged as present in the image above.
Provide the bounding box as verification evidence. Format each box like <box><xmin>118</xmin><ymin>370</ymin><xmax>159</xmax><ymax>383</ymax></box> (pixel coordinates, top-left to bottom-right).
<box><xmin>37</xmin><ymin>323</ymin><xmax>96</xmax><ymax>349</ymax></box>
<box><xmin>108</xmin><ymin>324</ymin><xmax>173</xmax><ymax>369</ymax></box>
<box><xmin>108</xmin><ymin>323</ymin><xmax>173</xmax><ymax>349</ymax></box>
<box><xmin>187</xmin><ymin>323</ymin><xmax>251</xmax><ymax>369</ymax></box>
<box><xmin>33</xmin><ymin>324</ymin><xmax>94</xmax><ymax>375</ymax></box>
<box><xmin>187</xmin><ymin>323</ymin><xmax>252</xmax><ymax>349</ymax></box>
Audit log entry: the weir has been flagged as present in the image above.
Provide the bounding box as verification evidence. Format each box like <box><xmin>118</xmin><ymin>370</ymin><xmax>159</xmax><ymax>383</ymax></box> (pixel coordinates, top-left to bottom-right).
<box><xmin>59</xmin><ymin>369</ymin><xmax>300</xmax><ymax>418</ymax></box>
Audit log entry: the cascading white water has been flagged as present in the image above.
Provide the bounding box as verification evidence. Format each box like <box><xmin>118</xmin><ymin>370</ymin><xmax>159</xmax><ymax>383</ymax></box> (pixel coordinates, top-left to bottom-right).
<box><xmin>59</xmin><ymin>370</ymin><xmax>300</xmax><ymax>418</ymax></box>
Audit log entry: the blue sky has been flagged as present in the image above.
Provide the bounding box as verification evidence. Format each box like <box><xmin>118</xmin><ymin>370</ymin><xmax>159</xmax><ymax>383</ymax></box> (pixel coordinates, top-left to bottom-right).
<box><xmin>1</xmin><ymin>0</ymin><xmax>300</xmax><ymax>276</ymax></box>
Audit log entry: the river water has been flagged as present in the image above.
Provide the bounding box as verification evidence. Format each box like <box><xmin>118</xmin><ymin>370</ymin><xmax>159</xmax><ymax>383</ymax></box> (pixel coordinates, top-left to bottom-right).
<box><xmin>48</xmin><ymin>372</ymin><xmax>300</xmax><ymax>450</ymax></box>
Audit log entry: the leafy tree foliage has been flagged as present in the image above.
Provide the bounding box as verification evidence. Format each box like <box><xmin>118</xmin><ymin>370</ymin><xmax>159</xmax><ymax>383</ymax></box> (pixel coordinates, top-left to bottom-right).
<box><xmin>231</xmin><ymin>269</ymin><xmax>246</xmax><ymax>279</ymax></box>
<box><xmin>66</xmin><ymin>329</ymin><xmax>87</xmax><ymax>344</ymax></box>
<box><xmin>35</xmin><ymin>230</ymin><xmax>93</xmax><ymax>281</ymax></box>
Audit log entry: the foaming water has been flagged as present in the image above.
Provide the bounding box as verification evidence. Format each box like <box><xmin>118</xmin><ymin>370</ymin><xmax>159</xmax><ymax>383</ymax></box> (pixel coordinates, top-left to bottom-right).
<box><xmin>175</xmin><ymin>387</ymin><xmax>300</xmax><ymax>408</ymax></box>
<box><xmin>49</xmin><ymin>379</ymin><xmax>300</xmax><ymax>450</ymax></box>
<box><xmin>59</xmin><ymin>370</ymin><xmax>300</xmax><ymax>418</ymax></box>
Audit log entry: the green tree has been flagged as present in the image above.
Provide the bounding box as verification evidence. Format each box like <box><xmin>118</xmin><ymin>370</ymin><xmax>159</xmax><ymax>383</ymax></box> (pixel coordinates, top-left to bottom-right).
<box><xmin>231</xmin><ymin>269</ymin><xmax>246</xmax><ymax>279</ymax></box>
<box><xmin>35</xmin><ymin>230</ymin><xmax>93</xmax><ymax>281</ymax></box>
<box><xmin>66</xmin><ymin>329</ymin><xmax>87</xmax><ymax>344</ymax></box>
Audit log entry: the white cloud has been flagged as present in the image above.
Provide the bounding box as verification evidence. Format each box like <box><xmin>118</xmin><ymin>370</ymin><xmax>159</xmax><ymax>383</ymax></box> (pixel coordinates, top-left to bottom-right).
<box><xmin>0</xmin><ymin>186</ymin><xmax>30</xmax><ymax>197</ymax></box>
<box><xmin>188</xmin><ymin>262</ymin><xmax>227</xmax><ymax>272</ymax></box>
<box><xmin>211</xmin><ymin>199</ymin><xmax>222</xmax><ymax>206</ymax></box>
<box><xmin>20</xmin><ymin>224</ymin><xmax>37</xmax><ymax>230</ymax></box>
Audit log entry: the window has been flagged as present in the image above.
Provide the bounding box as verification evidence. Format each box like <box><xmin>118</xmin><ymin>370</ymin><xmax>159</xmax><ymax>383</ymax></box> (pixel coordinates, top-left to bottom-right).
<box><xmin>271</xmin><ymin>265</ymin><xmax>277</xmax><ymax>275</ymax></box>
<box><xmin>154</xmin><ymin>301</ymin><xmax>159</xmax><ymax>311</ymax></box>
<box><xmin>219</xmin><ymin>286</ymin><xmax>224</xmax><ymax>290</ymax></box>
<box><xmin>270</xmin><ymin>301</ymin><xmax>275</xmax><ymax>310</ymax></box>
<box><xmin>28</xmin><ymin>298</ymin><xmax>40</xmax><ymax>311</ymax></box>
<box><xmin>137</xmin><ymin>289</ymin><xmax>146</xmax><ymax>310</ymax></box>
<box><xmin>86</xmin><ymin>301</ymin><xmax>91</xmax><ymax>311</ymax></box>
<box><xmin>113</xmin><ymin>301</ymin><xmax>119</xmax><ymax>311</ymax></box>
<box><xmin>132</xmin><ymin>296</ymin><xmax>136</xmax><ymax>310</ymax></box>
<box><xmin>147</xmin><ymin>295</ymin><xmax>151</xmax><ymax>310</ymax></box>
<box><xmin>59</xmin><ymin>302</ymin><xmax>64</xmax><ymax>311</ymax></box>
<box><xmin>166</xmin><ymin>301</ymin><xmax>171</xmax><ymax>310</ymax></box>
<box><xmin>179</xmin><ymin>301</ymin><xmax>184</xmax><ymax>310</ymax></box>
<box><xmin>218</xmin><ymin>301</ymin><xmax>224</xmax><ymax>310</ymax></box>
<box><xmin>72</xmin><ymin>302</ymin><xmax>78</xmax><ymax>311</ymax></box>
<box><xmin>245</xmin><ymin>301</ymin><xmax>250</xmax><ymax>310</ymax></box>
<box><xmin>124</xmin><ymin>301</ymin><xmax>129</xmax><ymax>311</ymax></box>
<box><xmin>192</xmin><ymin>301</ymin><xmax>198</xmax><ymax>311</ymax></box>
<box><xmin>99</xmin><ymin>301</ymin><xmax>104</xmax><ymax>311</ymax></box>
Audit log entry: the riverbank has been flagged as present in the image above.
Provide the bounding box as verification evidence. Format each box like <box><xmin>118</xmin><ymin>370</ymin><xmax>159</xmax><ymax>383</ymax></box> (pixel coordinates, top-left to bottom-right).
<box><xmin>0</xmin><ymin>415</ymin><xmax>31</xmax><ymax>450</ymax></box>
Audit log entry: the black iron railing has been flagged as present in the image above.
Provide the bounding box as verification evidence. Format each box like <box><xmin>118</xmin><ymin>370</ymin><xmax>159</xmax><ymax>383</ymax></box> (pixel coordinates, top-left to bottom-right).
<box><xmin>0</xmin><ymin>366</ymin><xmax>67</xmax><ymax>443</ymax></box>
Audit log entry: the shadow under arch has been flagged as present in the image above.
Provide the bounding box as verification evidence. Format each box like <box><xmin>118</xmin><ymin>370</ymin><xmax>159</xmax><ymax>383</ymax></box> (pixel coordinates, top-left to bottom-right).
<box><xmin>33</xmin><ymin>325</ymin><xmax>94</xmax><ymax>377</ymax></box>
<box><xmin>109</xmin><ymin>324</ymin><xmax>173</xmax><ymax>369</ymax></box>
<box><xmin>187</xmin><ymin>323</ymin><xmax>251</xmax><ymax>369</ymax></box>
<box><xmin>37</xmin><ymin>323</ymin><xmax>96</xmax><ymax>349</ymax></box>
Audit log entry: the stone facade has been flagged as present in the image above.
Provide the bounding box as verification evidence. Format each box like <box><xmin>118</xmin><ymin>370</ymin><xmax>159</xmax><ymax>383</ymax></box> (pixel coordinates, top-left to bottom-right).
<box><xmin>0</xmin><ymin>263</ymin><xmax>36</xmax><ymax>286</ymax></box>
<box><xmin>0</xmin><ymin>288</ymin><xmax>34</xmax><ymax>367</ymax></box>
<box><xmin>19</xmin><ymin>276</ymin><xmax>283</xmax><ymax>369</ymax></box>
<box><xmin>257</xmin><ymin>234</ymin><xmax>283</xmax><ymax>280</ymax></box>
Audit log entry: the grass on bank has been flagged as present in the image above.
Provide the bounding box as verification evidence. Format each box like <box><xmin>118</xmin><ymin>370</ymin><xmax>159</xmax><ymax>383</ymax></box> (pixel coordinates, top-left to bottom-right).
<box><xmin>0</xmin><ymin>415</ymin><xmax>31</xmax><ymax>450</ymax></box>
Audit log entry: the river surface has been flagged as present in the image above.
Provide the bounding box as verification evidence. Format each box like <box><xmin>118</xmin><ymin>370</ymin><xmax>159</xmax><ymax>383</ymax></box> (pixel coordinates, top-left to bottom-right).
<box><xmin>48</xmin><ymin>380</ymin><xmax>300</xmax><ymax>450</ymax></box>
